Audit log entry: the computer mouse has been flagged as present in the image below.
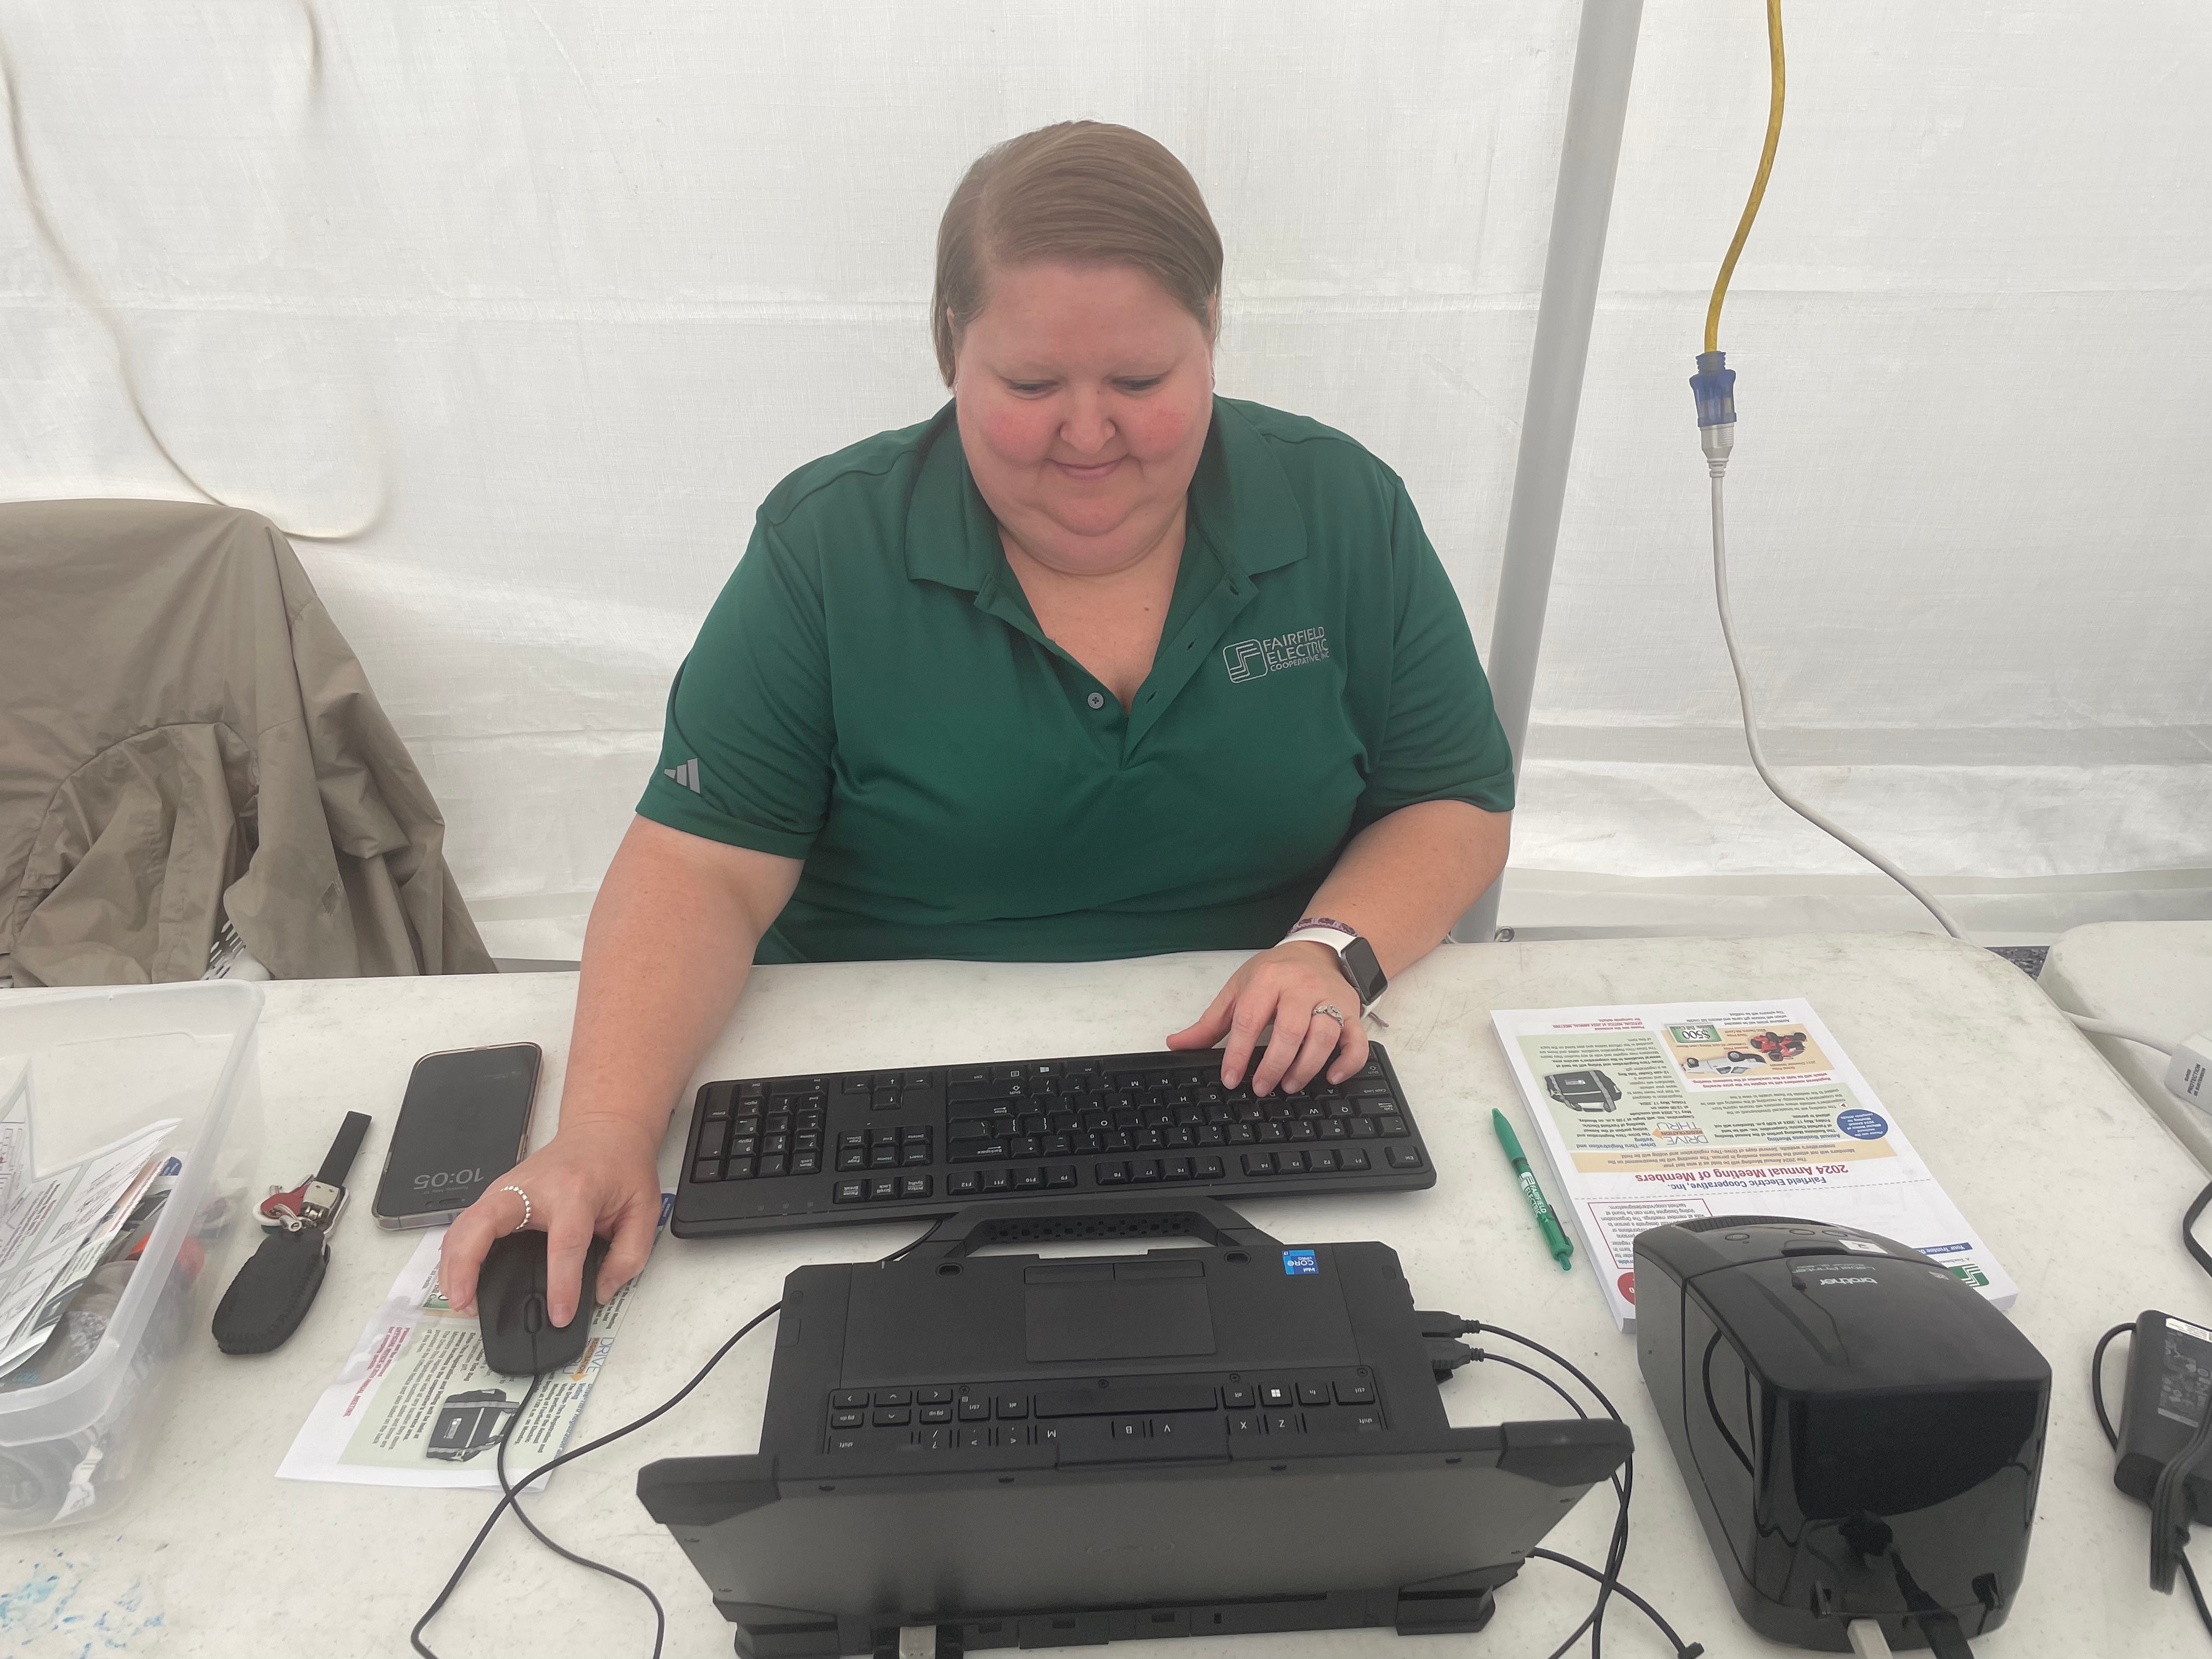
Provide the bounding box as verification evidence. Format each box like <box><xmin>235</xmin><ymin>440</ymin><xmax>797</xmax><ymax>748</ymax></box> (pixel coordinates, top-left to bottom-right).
<box><xmin>475</xmin><ymin>1231</ymin><xmax>610</xmax><ymax>1376</ymax></box>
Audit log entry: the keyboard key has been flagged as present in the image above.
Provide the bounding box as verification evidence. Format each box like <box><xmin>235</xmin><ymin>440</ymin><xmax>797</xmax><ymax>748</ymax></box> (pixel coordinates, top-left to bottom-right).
<box><xmin>1242</xmin><ymin>1152</ymin><xmax>1277</xmax><ymax>1176</ymax></box>
<box><xmin>842</xmin><ymin>1076</ymin><xmax>872</xmax><ymax>1094</ymax></box>
<box><xmin>902</xmin><ymin>1071</ymin><xmax>935</xmax><ymax>1090</ymax></box>
<box><xmin>837</xmin><ymin>1151</ymin><xmax>866</xmax><ymax>1172</ymax></box>
<box><xmin>724</xmin><ymin>1158</ymin><xmax>755</xmax><ymax>1181</ymax></box>
<box><xmin>1296</xmin><ymin>1382</ymin><xmax>1330</xmax><ymax>1407</ymax></box>
<box><xmin>832</xmin><ymin>1390</ymin><xmax>867</xmax><ymax>1409</ymax></box>
<box><xmin>873</xmin><ymin>1407</ymin><xmax>911</xmax><ymax>1427</ymax></box>
<box><xmin>867</xmin><ymin>1177</ymin><xmax>900</xmax><ymax>1201</ymax></box>
<box><xmin>1280</xmin><ymin>1150</ymin><xmax>1309</xmax><ymax>1175</ymax></box>
<box><xmin>899</xmin><ymin>1175</ymin><xmax>932</xmax><ymax>1199</ymax></box>
<box><xmin>996</xmin><ymin>1395</ymin><xmax>1028</xmax><ymax>1419</ymax></box>
<box><xmin>1378</xmin><ymin>1116</ymin><xmax>1409</xmax><ymax>1138</ymax></box>
<box><xmin>1095</xmin><ymin>1161</ymin><xmax>1130</xmax><ymax>1185</ymax></box>
<box><xmin>1130</xmin><ymin>1158</ymin><xmax>1163</xmax><ymax>1184</ymax></box>
<box><xmin>1227</xmin><ymin>1412</ymin><xmax>1264</xmax><ymax>1435</ymax></box>
<box><xmin>792</xmin><ymin>1152</ymin><xmax>821</xmax><ymax>1176</ymax></box>
<box><xmin>829</xmin><ymin>1434</ymin><xmax>861</xmax><ymax>1453</ymax></box>
<box><xmin>918</xmin><ymin>1386</ymin><xmax>953</xmax><ymax>1404</ymax></box>
<box><xmin>901</xmin><ymin>1147</ymin><xmax>933</xmax><ymax>1167</ymax></box>
<box><xmin>1266</xmin><ymin>1411</ymin><xmax>1304</xmax><ymax>1435</ymax></box>
<box><xmin>838</xmin><ymin>1131</ymin><xmax>866</xmax><ymax>1150</ymax></box>
<box><xmin>1046</xmin><ymin>1165</ymin><xmax>1078</xmax><ymax>1188</ymax></box>
<box><xmin>1351</xmin><ymin>1411</ymin><xmax>1383</xmax><ymax>1432</ymax></box>
<box><xmin>957</xmin><ymin>1426</ymin><xmax>990</xmax><ymax>1449</ymax></box>
<box><xmin>1261</xmin><ymin>1384</ymin><xmax>1293</xmax><ymax>1408</ymax></box>
<box><xmin>832</xmin><ymin>1179</ymin><xmax>867</xmax><ymax>1204</ymax></box>
<box><xmin>1334</xmin><ymin>1380</ymin><xmax>1376</xmax><ymax>1404</ymax></box>
<box><xmin>919</xmin><ymin>1404</ymin><xmax>952</xmax><ymax>1424</ymax></box>
<box><xmin>1385</xmin><ymin>1144</ymin><xmax>1424</xmax><ymax>1169</ymax></box>
<box><xmin>830</xmin><ymin>1411</ymin><xmax>864</xmax><ymax>1434</ymax></box>
<box><xmin>758</xmin><ymin>1154</ymin><xmax>787</xmax><ymax>1178</ymax></box>
<box><xmin>1012</xmin><ymin>1167</ymin><xmax>1045</xmax><ymax>1191</ymax></box>
<box><xmin>947</xmin><ymin>1171</ymin><xmax>981</xmax><ymax>1196</ymax></box>
<box><xmin>983</xmin><ymin>1168</ymin><xmax>1013</xmax><ymax>1192</ymax></box>
<box><xmin>958</xmin><ymin>1397</ymin><xmax>991</xmax><ymax>1421</ymax></box>
<box><xmin>691</xmin><ymin>1159</ymin><xmax>723</xmax><ymax>1183</ymax></box>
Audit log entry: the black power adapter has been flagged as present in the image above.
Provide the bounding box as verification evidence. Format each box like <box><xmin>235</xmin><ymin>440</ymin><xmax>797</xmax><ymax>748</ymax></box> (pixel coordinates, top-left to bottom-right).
<box><xmin>2114</xmin><ymin>1310</ymin><xmax>2212</xmax><ymax>1589</ymax></box>
<box><xmin>2115</xmin><ymin>1310</ymin><xmax>2212</xmax><ymax>1509</ymax></box>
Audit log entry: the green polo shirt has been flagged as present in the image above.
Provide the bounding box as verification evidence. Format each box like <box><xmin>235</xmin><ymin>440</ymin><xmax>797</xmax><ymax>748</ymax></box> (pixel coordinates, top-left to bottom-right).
<box><xmin>637</xmin><ymin>396</ymin><xmax>1513</xmax><ymax>963</ymax></box>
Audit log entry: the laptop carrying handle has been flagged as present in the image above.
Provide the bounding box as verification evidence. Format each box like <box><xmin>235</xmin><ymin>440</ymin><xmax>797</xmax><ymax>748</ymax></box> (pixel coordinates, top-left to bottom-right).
<box><xmin>905</xmin><ymin>1195</ymin><xmax>1283</xmax><ymax>1261</ymax></box>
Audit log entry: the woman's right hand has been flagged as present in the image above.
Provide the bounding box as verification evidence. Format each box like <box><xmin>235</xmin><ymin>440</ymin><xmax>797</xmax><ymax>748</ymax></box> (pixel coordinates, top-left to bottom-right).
<box><xmin>438</xmin><ymin>1115</ymin><xmax>664</xmax><ymax>1330</ymax></box>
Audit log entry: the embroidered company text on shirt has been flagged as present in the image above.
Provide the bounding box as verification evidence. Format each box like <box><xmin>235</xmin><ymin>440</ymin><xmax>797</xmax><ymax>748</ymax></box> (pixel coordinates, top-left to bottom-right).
<box><xmin>1222</xmin><ymin>626</ymin><xmax>1330</xmax><ymax>684</ymax></box>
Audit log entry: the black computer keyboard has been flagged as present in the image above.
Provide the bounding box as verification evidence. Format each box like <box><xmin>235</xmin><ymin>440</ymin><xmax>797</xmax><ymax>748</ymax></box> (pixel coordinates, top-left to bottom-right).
<box><xmin>819</xmin><ymin>1368</ymin><xmax>1387</xmax><ymax>1460</ymax></box>
<box><xmin>671</xmin><ymin>1045</ymin><xmax>1435</xmax><ymax>1238</ymax></box>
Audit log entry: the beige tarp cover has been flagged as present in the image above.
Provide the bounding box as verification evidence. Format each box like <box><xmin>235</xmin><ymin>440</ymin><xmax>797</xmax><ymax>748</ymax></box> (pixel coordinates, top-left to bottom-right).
<box><xmin>1</xmin><ymin>500</ymin><xmax>493</xmax><ymax>985</ymax></box>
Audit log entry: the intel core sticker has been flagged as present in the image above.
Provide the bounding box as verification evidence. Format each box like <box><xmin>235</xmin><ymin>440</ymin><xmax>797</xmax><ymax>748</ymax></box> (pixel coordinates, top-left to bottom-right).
<box><xmin>1282</xmin><ymin>1250</ymin><xmax>1319</xmax><ymax>1276</ymax></box>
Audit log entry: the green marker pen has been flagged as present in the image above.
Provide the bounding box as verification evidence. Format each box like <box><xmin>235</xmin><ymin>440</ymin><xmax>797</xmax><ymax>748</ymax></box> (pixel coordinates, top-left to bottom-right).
<box><xmin>1491</xmin><ymin>1109</ymin><xmax>1575</xmax><ymax>1272</ymax></box>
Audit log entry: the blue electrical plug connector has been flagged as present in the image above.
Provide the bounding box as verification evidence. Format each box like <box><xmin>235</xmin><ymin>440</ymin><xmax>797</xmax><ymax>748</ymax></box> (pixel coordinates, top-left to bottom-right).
<box><xmin>1689</xmin><ymin>349</ymin><xmax>1736</xmax><ymax>475</ymax></box>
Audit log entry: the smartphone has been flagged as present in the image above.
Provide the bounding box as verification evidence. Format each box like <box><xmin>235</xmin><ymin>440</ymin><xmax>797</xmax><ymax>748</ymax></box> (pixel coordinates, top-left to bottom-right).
<box><xmin>373</xmin><ymin>1043</ymin><xmax>542</xmax><ymax>1230</ymax></box>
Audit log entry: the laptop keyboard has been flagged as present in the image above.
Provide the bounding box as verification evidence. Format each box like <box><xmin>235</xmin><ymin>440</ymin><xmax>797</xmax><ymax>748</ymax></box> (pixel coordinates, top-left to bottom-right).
<box><xmin>822</xmin><ymin>1369</ymin><xmax>1387</xmax><ymax>1460</ymax></box>
<box><xmin>672</xmin><ymin>1045</ymin><xmax>1434</xmax><ymax>1238</ymax></box>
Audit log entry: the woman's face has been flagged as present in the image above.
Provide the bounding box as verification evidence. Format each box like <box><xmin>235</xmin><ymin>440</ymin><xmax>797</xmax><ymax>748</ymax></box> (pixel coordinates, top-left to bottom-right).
<box><xmin>952</xmin><ymin>259</ymin><xmax>1215</xmax><ymax>578</ymax></box>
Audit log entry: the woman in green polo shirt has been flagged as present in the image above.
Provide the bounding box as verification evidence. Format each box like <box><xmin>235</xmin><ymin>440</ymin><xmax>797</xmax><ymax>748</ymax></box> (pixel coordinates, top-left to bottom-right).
<box><xmin>444</xmin><ymin>121</ymin><xmax>1514</xmax><ymax>1323</ymax></box>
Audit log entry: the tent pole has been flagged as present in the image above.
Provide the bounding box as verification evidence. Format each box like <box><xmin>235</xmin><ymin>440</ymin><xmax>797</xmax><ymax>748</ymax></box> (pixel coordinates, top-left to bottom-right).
<box><xmin>1457</xmin><ymin>0</ymin><xmax>1644</xmax><ymax>944</ymax></box>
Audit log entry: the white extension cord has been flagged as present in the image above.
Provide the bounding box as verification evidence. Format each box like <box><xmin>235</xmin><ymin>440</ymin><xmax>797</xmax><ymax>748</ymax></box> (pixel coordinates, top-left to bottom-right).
<box><xmin>1845</xmin><ymin>1619</ymin><xmax>1894</xmax><ymax>1659</ymax></box>
<box><xmin>1706</xmin><ymin>455</ymin><xmax>2209</xmax><ymax>1092</ymax></box>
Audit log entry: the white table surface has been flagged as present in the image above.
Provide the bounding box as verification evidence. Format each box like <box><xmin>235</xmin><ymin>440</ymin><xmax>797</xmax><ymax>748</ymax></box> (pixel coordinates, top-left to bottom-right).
<box><xmin>1</xmin><ymin>932</ymin><xmax>2205</xmax><ymax>1659</ymax></box>
<box><xmin>2042</xmin><ymin>921</ymin><xmax>2212</xmax><ymax>1173</ymax></box>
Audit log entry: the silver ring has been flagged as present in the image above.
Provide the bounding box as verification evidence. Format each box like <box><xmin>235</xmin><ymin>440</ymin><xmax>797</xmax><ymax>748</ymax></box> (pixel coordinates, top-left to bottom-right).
<box><xmin>497</xmin><ymin>1183</ymin><xmax>532</xmax><ymax>1234</ymax></box>
<box><xmin>1313</xmin><ymin>1005</ymin><xmax>1346</xmax><ymax>1025</ymax></box>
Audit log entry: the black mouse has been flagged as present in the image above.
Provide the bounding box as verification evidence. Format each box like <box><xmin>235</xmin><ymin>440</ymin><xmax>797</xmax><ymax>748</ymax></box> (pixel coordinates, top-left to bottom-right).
<box><xmin>475</xmin><ymin>1231</ymin><xmax>610</xmax><ymax>1376</ymax></box>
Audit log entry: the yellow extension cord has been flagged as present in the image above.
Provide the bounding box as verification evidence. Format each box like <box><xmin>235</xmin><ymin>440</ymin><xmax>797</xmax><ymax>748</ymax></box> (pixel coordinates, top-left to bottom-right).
<box><xmin>1705</xmin><ymin>0</ymin><xmax>1786</xmax><ymax>354</ymax></box>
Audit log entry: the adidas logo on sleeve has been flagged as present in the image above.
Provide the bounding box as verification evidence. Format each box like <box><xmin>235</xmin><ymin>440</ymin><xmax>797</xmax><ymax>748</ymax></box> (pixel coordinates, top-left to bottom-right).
<box><xmin>662</xmin><ymin>758</ymin><xmax>701</xmax><ymax>792</ymax></box>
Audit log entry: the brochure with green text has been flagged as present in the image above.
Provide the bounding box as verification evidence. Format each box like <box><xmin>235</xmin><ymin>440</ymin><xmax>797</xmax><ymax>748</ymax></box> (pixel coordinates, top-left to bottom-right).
<box><xmin>1490</xmin><ymin>998</ymin><xmax>2014</xmax><ymax>1334</ymax></box>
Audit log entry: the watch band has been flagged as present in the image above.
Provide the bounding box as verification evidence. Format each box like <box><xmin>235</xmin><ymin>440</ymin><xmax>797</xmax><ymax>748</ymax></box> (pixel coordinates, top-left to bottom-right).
<box><xmin>1280</xmin><ymin>920</ymin><xmax>1389</xmax><ymax>1009</ymax></box>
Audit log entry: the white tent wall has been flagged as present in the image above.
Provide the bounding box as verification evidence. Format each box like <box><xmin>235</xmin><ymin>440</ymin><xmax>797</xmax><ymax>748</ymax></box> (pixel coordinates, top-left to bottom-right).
<box><xmin>2</xmin><ymin>0</ymin><xmax>2207</xmax><ymax>961</ymax></box>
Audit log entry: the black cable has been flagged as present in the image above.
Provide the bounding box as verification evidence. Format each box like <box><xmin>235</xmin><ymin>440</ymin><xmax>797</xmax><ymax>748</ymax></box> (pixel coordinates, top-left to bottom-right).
<box><xmin>410</xmin><ymin>1372</ymin><xmax>549</xmax><ymax>1657</ymax></box>
<box><xmin>410</xmin><ymin>1300</ymin><xmax>780</xmax><ymax>1657</ymax></box>
<box><xmin>1478</xmin><ymin>1322</ymin><xmax>1633</xmax><ymax>1659</ymax></box>
<box><xmin>2188</xmin><ymin>1181</ymin><xmax>2212</xmax><ymax>1284</ymax></box>
<box><xmin>1527</xmin><ymin>1549</ymin><xmax>1705</xmax><ymax>1659</ymax></box>
<box><xmin>2093</xmin><ymin>1322</ymin><xmax>2133</xmax><ymax>1449</ymax></box>
<box><xmin>412</xmin><ymin>1224</ymin><xmax>943</xmax><ymax>1657</ymax></box>
<box><xmin>498</xmin><ymin>1393</ymin><xmax>669</xmax><ymax>1658</ymax></box>
<box><xmin>2185</xmin><ymin>1552</ymin><xmax>2212</xmax><ymax>1641</ymax></box>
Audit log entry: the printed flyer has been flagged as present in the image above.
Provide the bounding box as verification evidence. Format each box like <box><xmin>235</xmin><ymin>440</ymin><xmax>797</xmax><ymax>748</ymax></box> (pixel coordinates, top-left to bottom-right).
<box><xmin>278</xmin><ymin>1197</ymin><xmax>671</xmax><ymax>1490</ymax></box>
<box><xmin>1490</xmin><ymin>1000</ymin><xmax>2013</xmax><ymax>1333</ymax></box>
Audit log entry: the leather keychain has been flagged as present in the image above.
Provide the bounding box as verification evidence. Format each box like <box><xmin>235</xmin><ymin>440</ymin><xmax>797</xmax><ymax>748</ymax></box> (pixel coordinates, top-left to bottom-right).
<box><xmin>213</xmin><ymin>1111</ymin><xmax>373</xmax><ymax>1356</ymax></box>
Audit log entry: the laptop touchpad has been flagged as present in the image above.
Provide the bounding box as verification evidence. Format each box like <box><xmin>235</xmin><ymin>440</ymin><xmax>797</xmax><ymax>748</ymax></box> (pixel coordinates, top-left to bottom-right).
<box><xmin>1023</xmin><ymin>1260</ymin><xmax>1217</xmax><ymax>1363</ymax></box>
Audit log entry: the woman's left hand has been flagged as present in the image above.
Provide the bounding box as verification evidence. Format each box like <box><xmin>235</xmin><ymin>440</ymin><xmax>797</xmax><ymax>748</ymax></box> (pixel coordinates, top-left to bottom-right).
<box><xmin>1165</xmin><ymin>943</ymin><xmax>1368</xmax><ymax>1094</ymax></box>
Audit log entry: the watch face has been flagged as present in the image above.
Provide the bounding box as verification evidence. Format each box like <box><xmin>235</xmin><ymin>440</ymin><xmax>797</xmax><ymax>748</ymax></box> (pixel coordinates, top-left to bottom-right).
<box><xmin>1340</xmin><ymin>935</ymin><xmax>1387</xmax><ymax>1005</ymax></box>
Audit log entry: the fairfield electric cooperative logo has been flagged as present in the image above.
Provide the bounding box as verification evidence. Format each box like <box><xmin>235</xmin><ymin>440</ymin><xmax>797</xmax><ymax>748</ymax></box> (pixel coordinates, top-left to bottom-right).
<box><xmin>1223</xmin><ymin>625</ymin><xmax>1330</xmax><ymax>683</ymax></box>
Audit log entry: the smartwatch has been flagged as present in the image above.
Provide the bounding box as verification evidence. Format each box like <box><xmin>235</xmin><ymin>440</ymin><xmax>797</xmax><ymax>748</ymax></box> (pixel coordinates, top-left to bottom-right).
<box><xmin>1280</xmin><ymin>916</ymin><xmax>1388</xmax><ymax>1009</ymax></box>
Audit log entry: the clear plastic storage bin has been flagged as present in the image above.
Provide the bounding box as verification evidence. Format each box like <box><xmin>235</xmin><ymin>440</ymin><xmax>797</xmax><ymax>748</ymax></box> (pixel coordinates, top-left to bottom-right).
<box><xmin>0</xmin><ymin>981</ymin><xmax>262</xmax><ymax>1532</ymax></box>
